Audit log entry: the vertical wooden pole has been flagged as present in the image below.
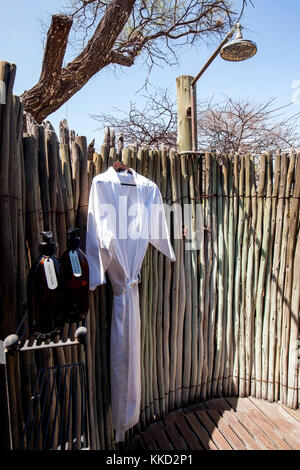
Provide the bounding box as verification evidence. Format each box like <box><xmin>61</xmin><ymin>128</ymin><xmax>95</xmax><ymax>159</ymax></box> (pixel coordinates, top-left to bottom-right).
<box><xmin>75</xmin><ymin>136</ymin><xmax>88</xmax><ymax>251</ymax></box>
<box><xmin>180</xmin><ymin>154</ymin><xmax>189</xmax><ymax>407</ymax></box>
<box><xmin>233</xmin><ymin>154</ymin><xmax>244</xmax><ymax>396</ymax></box>
<box><xmin>281</xmin><ymin>153</ymin><xmax>300</xmax><ymax>405</ymax></box>
<box><xmin>200</xmin><ymin>152</ymin><xmax>212</xmax><ymax>401</ymax></box>
<box><xmin>162</xmin><ymin>151</ymin><xmax>172</xmax><ymax>414</ymax></box>
<box><xmin>206</xmin><ymin>153</ymin><xmax>218</xmax><ymax>398</ymax></box>
<box><xmin>226</xmin><ymin>153</ymin><xmax>235</xmax><ymax>396</ymax></box>
<box><xmin>169</xmin><ymin>149</ymin><xmax>180</xmax><ymax>411</ymax></box>
<box><xmin>176</xmin><ymin>76</ymin><xmax>194</xmax><ymax>153</ymax></box>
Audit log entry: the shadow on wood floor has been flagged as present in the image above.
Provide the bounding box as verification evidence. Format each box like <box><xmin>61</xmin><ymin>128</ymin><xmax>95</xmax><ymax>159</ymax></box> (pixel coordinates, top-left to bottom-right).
<box><xmin>126</xmin><ymin>397</ymin><xmax>300</xmax><ymax>450</ymax></box>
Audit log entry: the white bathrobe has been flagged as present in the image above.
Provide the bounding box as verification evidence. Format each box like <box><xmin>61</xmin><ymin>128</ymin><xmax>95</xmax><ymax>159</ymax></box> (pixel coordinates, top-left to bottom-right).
<box><xmin>86</xmin><ymin>166</ymin><xmax>175</xmax><ymax>442</ymax></box>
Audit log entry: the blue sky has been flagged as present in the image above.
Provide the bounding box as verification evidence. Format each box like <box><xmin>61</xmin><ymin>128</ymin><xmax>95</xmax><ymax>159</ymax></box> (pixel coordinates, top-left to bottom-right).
<box><xmin>0</xmin><ymin>0</ymin><xmax>300</xmax><ymax>149</ymax></box>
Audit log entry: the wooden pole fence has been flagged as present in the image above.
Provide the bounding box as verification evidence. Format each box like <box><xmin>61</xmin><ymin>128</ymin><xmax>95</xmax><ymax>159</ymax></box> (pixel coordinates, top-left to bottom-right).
<box><xmin>0</xmin><ymin>61</ymin><xmax>299</xmax><ymax>450</ymax></box>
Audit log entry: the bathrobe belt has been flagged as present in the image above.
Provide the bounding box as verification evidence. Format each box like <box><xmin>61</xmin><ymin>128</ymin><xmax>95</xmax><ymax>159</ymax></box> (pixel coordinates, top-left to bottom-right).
<box><xmin>111</xmin><ymin>278</ymin><xmax>140</xmax><ymax>296</ymax></box>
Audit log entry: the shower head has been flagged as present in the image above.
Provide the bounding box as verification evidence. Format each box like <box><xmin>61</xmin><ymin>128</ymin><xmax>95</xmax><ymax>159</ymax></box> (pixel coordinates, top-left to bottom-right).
<box><xmin>220</xmin><ymin>23</ymin><xmax>257</xmax><ymax>62</ymax></box>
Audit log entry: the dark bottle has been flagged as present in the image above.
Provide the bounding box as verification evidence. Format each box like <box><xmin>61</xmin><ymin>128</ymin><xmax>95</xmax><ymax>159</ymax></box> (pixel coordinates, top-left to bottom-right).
<box><xmin>60</xmin><ymin>228</ymin><xmax>89</xmax><ymax>323</ymax></box>
<box><xmin>27</xmin><ymin>231</ymin><xmax>63</xmax><ymax>339</ymax></box>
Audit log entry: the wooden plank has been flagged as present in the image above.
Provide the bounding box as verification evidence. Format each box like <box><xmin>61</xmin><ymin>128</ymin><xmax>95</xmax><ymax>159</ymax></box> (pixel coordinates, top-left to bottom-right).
<box><xmin>148</xmin><ymin>440</ymin><xmax>160</xmax><ymax>450</ymax></box>
<box><xmin>248</xmin><ymin>397</ymin><xmax>300</xmax><ymax>449</ymax></box>
<box><xmin>164</xmin><ymin>424</ymin><xmax>188</xmax><ymax>450</ymax></box>
<box><xmin>136</xmin><ymin>435</ymin><xmax>146</xmax><ymax>451</ymax></box>
<box><xmin>155</xmin><ymin>429</ymin><xmax>173</xmax><ymax>450</ymax></box>
<box><xmin>183</xmin><ymin>402</ymin><xmax>206</xmax><ymax>413</ymax></box>
<box><xmin>245</xmin><ymin>408</ymin><xmax>293</xmax><ymax>450</ymax></box>
<box><xmin>225</xmin><ymin>396</ymin><xmax>258</xmax><ymax>413</ymax></box>
<box><xmin>233</xmin><ymin>411</ymin><xmax>278</xmax><ymax>450</ymax></box>
<box><xmin>221</xmin><ymin>410</ymin><xmax>264</xmax><ymax>450</ymax></box>
<box><xmin>205</xmin><ymin>397</ymin><xmax>263</xmax><ymax>449</ymax></box>
<box><xmin>225</xmin><ymin>399</ymin><xmax>279</xmax><ymax>450</ymax></box>
<box><xmin>205</xmin><ymin>409</ymin><xmax>247</xmax><ymax>450</ymax></box>
<box><xmin>125</xmin><ymin>368</ymin><xmax>299</xmax><ymax>454</ymax></box>
<box><xmin>278</xmin><ymin>403</ymin><xmax>300</xmax><ymax>423</ymax></box>
<box><xmin>163</xmin><ymin>408</ymin><xmax>184</xmax><ymax>426</ymax></box>
<box><xmin>184</xmin><ymin>412</ymin><xmax>218</xmax><ymax>450</ymax></box>
<box><xmin>175</xmin><ymin>415</ymin><xmax>203</xmax><ymax>450</ymax></box>
<box><xmin>126</xmin><ymin>435</ymin><xmax>146</xmax><ymax>451</ymax></box>
<box><xmin>141</xmin><ymin>422</ymin><xmax>163</xmax><ymax>446</ymax></box>
<box><xmin>195</xmin><ymin>410</ymin><xmax>233</xmax><ymax>450</ymax></box>
<box><xmin>205</xmin><ymin>397</ymin><xmax>233</xmax><ymax>411</ymax></box>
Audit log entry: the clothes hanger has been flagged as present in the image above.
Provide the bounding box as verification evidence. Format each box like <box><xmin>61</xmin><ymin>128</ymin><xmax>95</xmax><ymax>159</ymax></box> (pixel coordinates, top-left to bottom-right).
<box><xmin>113</xmin><ymin>160</ymin><xmax>132</xmax><ymax>174</ymax></box>
<box><xmin>112</xmin><ymin>161</ymin><xmax>136</xmax><ymax>186</ymax></box>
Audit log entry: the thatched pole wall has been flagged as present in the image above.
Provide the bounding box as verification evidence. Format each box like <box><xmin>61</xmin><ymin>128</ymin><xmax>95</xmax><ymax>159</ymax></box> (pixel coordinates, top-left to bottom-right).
<box><xmin>0</xmin><ymin>61</ymin><xmax>299</xmax><ymax>450</ymax></box>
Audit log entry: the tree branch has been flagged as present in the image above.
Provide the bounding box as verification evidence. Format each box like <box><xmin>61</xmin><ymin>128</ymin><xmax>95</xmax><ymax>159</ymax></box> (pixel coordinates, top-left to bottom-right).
<box><xmin>110</xmin><ymin>50</ymin><xmax>136</xmax><ymax>66</ymax></box>
<box><xmin>21</xmin><ymin>0</ymin><xmax>136</xmax><ymax>122</ymax></box>
<box><xmin>39</xmin><ymin>14</ymin><xmax>73</xmax><ymax>83</ymax></box>
<box><xmin>21</xmin><ymin>0</ymin><xmax>251</xmax><ymax>122</ymax></box>
<box><xmin>63</xmin><ymin>0</ymin><xmax>136</xmax><ymax>77</ymax></box>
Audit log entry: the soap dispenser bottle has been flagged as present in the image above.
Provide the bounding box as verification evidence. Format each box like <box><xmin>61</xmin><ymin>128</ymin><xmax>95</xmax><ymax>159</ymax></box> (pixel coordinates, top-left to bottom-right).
<box><xmin>27</xmin><ymin>231</ymin><xmax>63</xmax><ymax>338</ymax></box>
<box><xmin>60</xmin><ymin>227</ymin><xmax>89</xmax><ymax>323</ymax></box>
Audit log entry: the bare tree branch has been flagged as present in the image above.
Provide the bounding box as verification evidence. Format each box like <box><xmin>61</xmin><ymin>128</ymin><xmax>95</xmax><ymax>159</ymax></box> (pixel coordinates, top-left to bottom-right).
<box><xmin>21</xmin><ymin>0</ymin><xmax>136</xmax><ymax>122</ymax></box>
<box><xmin>93</xmin><ymin>89</ymin><xmax>300</xmax><ymax>153</ymax></box>
<box><xmin>39</xmin><ymin>15</ymin><xmax>73</xmax><ymax>82</ymax></box>
<box><xmin>197</xmin><ymin>96</ymin><xmax>300</xmax><ymax>153</ymax></box>
<box><xmin>21</xmin><ymin>0</ymin><xmax>250</xmax><ymax>122</ymax></box>
<box><xmin>92</xmin><ymin>88</ymin><xmax>178</xmax><ymax>148</ymax></box>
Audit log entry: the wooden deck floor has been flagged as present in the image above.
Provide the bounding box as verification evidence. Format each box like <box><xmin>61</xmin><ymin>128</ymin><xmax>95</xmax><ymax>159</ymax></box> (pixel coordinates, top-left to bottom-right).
<box><xmin>126</xmin><ymin>397</ymin><xmax>300</xmax><ymax>450</ymax></box>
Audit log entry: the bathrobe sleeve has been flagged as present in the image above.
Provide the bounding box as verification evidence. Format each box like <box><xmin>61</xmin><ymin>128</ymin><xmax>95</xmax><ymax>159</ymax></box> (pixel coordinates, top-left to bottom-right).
<box><xmin>149</xmin><ymin>185</ymin><xmax>176</xmax><ymax>262</ymax></box>
<box><xmin>86</xmin><ymin>180</ymin><xmax>112</xmax><ymax>291</ymax></box>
